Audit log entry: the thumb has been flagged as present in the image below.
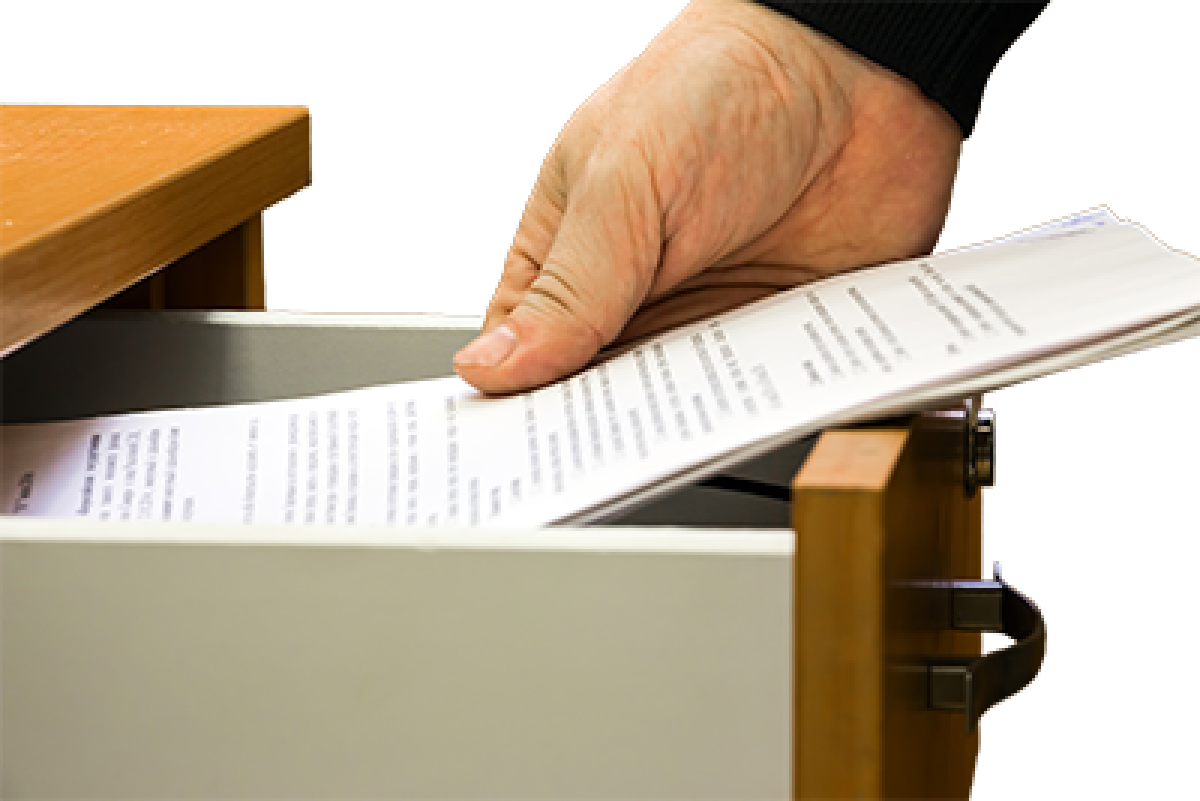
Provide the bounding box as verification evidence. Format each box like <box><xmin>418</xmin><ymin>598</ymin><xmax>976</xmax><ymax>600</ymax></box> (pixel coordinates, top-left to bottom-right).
<box><xmin>454</xmin><ymin>152</ymin><xmax>663</xmax><ymax>394</ymax></box>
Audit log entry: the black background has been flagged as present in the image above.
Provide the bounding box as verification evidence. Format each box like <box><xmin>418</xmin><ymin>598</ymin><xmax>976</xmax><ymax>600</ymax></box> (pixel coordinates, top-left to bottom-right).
<box><xmin>39</xmin><ymin>3</ymin><xmax>1190</xmax><ymax>796</ymax></box>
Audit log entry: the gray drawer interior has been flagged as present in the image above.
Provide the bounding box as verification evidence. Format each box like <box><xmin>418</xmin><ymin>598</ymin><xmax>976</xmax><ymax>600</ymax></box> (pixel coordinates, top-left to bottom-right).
<box><xmin>1</xmin><ymin>311</ymin><xmax>812</xmax><ymax>527</ymax></box>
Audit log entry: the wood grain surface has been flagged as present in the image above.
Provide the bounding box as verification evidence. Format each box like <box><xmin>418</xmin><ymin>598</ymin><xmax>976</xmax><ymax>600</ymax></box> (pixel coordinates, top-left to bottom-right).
<box><xmin>0</xmin><ymin>106</ymin><xmax>309</xmax><ymax>355</ymax></box>
<box><xmin>792</xmin><ymin>413</ymin><xmax>982</xmax><ymax>800</ymax></box>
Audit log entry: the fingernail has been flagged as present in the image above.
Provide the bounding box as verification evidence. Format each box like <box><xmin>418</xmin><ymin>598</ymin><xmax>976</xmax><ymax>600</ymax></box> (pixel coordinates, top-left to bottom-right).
<box><xmin>453</xmin><ymin>324</ymin><xmax>518</xmax><ymax>368</ymax></box>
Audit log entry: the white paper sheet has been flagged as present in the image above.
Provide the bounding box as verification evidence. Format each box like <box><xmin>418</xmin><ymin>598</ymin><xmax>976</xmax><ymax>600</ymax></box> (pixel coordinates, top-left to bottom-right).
<box><xmin>4</xmin><ymin>209</ymin><xmax>1198</xmax><ymax>527</ymax></box>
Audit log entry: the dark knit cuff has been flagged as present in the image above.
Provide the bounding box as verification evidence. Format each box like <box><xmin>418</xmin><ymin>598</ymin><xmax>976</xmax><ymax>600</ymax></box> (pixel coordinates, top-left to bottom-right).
<box><xmin>756</xmin><ymin>2</ymin><xmax>1047</xmax><ymax>136</ymax></box>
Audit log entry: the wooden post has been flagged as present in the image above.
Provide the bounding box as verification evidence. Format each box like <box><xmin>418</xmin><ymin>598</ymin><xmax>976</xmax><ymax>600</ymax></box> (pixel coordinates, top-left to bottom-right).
<box><xmin>792</xmin><ymin>412</ymin><xmax>982</xmax><ymax>799</ymax></box>
<box><xmin>102</xmin><ymin>214</ymin><xmax>266</xmax><ymax>311</ymax></box>
<box><xmin>162</xmin><ymin>212</ymin><xmax>266</xmax><ymax>310</ymax></box>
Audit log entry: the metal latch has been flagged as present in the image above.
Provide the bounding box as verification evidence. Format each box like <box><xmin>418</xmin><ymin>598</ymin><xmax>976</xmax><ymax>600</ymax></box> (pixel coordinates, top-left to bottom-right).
<box><xmin>965</xmin><ymin>395</ymin><xmax>995</xmax><ymax>495</ymax></box>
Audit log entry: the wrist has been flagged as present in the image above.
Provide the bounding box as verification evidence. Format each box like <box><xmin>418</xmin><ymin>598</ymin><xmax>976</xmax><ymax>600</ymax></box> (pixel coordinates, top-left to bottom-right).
<box><xmin>677</xmin><ymin>0</ymin><xmax>961</xmax><ymax>147</ymax></box>
<box><xmin>754</xmin><ymin>2</ymin><xmax>1045</xmax><ymax>137</ymax></box>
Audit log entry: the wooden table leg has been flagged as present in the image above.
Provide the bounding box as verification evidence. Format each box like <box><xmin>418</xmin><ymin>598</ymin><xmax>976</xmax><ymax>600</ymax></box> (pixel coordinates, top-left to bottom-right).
<box><xmin>163</xmin><ymin>213</ymin><xmax>265</xmax><ymax>309</ymax></box>
<box><xmin>102</xmin><ymin>214</ymin><xmax>265</xmax><ymax>311</ymax></box>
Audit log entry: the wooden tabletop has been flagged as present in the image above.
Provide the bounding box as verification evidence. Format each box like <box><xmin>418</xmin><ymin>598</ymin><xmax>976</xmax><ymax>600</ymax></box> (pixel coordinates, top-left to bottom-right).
<box><xmin>0</xmin><ymin>105</ymin><xmax>310</xmax><ymax>356</ymax></box>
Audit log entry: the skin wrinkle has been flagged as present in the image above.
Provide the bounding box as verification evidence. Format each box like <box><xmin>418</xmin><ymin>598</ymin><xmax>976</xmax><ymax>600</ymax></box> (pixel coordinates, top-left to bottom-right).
<box><xmin>611</xmin><ymin>143</ymin><xmax>663</xmax><ymax>300</ymax></box>
<box><xmin>700</xmin><ymin>32</ymin><xmax>825</xmax><ymax>262</ymax></box>
<box><xmin>531</xmin><ymin>264</ymin><xmax>591</xmax><ymax>316</ymax></box>
<box><xmin>629</xmin><ymin>129</ymin><xmax>665</xmax><ymax>228</ymax></box>
<box><xmin>649</xmin><ymin>89</ymin><xmax>710</xmax><ymax>278</ymax></box>
<box><xmin>661</xmin><ymin>89</ymin><xmax>792</xmax><ymax>285</ymax></box>
<box><xmin>487</xmin><ymin>248</ymin><xmax>540</xmax><ymax>327</ymax></box>
<box><xmin>523</xmin><ymin>284</ymin><xmax>606</xmax><ymax>353</ymax></box>
<box><xmin>736</xmin><ymin>19</ymin><xmax>845</xmax><ymax>159</ymax></box>
<box><xmin>656</xmin><ymin>123</ymin><xmax>700</xmax><ymax>233</ymax></box>
<box><xmin>530</xmin><ymin>188</ymin><xmax>609</xmax><ymax>326</ymax></box>
<box><xmin>509</xmin><ymin>245</ymin><xmax>543</xmax><ymax>276</ymax></box>
<box><xmin>657</xmin><ymin>21</ymin><xmax>796</xmax><ymax>266</ymax></box>
<box><xmin>632</xmin><ymin>155</ymin><xmax>666</xmax><ymax>268</ymax></box>
<box><xmin>540</xmin><ymin>157</ymin><xmax>655</xmax><ymax>345</ymax></box>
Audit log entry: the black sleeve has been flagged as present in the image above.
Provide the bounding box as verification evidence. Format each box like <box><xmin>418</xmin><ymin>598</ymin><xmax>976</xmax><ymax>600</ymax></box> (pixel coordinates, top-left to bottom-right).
<box><xmin>756</xmin><ymin>2</ymin><xmax>1048</xmax><ymax>137</ymax></box>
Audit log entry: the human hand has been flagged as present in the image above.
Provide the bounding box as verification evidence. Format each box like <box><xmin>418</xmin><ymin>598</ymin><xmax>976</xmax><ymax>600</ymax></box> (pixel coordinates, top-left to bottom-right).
<box><xmin>453</xmin><ymin>0</ymin><xmax>962</xmax><ymax>394</ymax></box>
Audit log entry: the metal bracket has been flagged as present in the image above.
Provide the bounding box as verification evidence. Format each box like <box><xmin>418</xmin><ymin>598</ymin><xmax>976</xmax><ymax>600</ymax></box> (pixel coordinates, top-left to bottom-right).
<box><xmin>919</xmin><ymin>562</ymin><xmax>1045</xmax><ymax>732</ymax></box>
<box><xmin>965</xmin><ymin>395</ymin><xmax>995</xmax><ymax>496</ymax></box>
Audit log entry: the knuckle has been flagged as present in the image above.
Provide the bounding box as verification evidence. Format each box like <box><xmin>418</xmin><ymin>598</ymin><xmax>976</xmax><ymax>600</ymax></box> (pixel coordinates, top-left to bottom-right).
<box><xmin>503</xmin><ymin>245</ymin><xmax>542</xmax><ymax>284</ymax></box>
<box><xmin>524</xmin><ymin>271</ymin><xmax>608</xmax><ymax>351</ymax></box>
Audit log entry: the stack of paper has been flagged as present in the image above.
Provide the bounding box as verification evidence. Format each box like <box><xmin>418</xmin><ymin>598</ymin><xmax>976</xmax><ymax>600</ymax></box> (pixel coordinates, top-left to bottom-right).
<box><xmin>3</xmin><ymin>209</ymin><xmax>1198</xmax><ymax>527</ymax></box>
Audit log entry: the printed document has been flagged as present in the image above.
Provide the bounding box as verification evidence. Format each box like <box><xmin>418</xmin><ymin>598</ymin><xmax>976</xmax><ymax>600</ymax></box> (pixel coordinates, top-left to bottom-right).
<box><xmin>3</xmin><ymin>209</ymin><xmax>1198</xmax><ymax>526</ymax></box>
